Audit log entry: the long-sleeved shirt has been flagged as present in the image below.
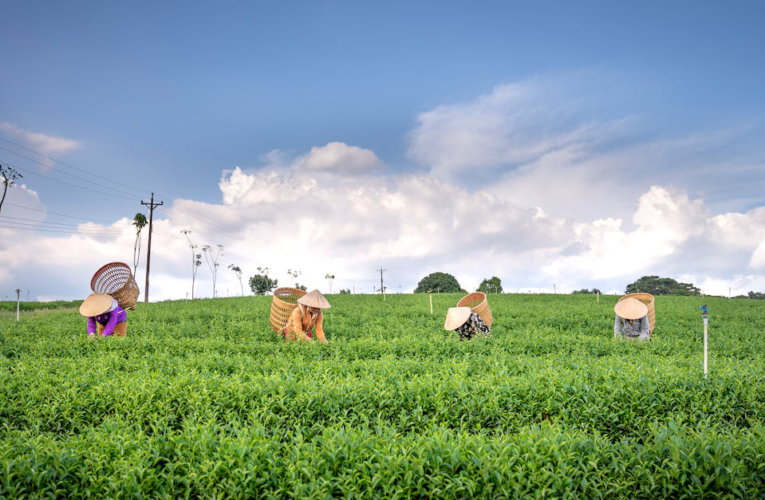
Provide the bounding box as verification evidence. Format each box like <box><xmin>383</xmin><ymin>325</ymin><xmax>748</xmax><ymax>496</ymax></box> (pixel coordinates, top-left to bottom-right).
<box><xmin>614</xmin><ymin>314</ymin><xmax>650</xmax><ymax>340</ymax></box>
<box><xmin>87</xmin><ymin>304</ymin><xmax>127</xmax><ymax>336</ymax></box>
<box><xmin>456</xmin><ymin>312</ymin><xmax>491</xmax><ymax>341</ymax></box>
<box><xmin>284</xmin><ymin>304</ymin><xmax>326</xmax><ymax>342</ymax></box>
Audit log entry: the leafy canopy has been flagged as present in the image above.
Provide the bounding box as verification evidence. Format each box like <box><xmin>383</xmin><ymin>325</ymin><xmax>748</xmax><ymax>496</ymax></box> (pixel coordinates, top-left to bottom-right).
<box><xmin>625</xmin><ymin>276</ymin><xmax>700</xmax><ymax>296</ymax></box>
<box><xmin>249</xmin><ymin>274</ymin><xmax>278</xmax><ymax>295</ymax></box>
<box><xmin>414</xmin><ymin>272</ymin><xmax>465</xmax><ymax>293</ymax></box>
<box><xmin>477</xmin><ymin>276</ymin><xmax>503</xmax><ymax>293</ymax></box>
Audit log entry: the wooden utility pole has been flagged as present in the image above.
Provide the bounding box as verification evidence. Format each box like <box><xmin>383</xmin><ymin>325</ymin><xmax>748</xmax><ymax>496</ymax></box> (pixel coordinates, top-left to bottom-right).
<box><xmin>377</xmin><ymin>267</ymin><xmax>387</xmax><ymax>300</ymax></box>
<box><xmin>141</xmin><ymin>193</ymin><xmax>163</xmax><ymax>303</ymax></box>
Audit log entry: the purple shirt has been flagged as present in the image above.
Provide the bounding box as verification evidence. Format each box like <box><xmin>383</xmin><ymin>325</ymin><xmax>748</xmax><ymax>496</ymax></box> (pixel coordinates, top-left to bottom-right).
<box><xmin>87</xmin><ymin>305</ymin><xmax>127</xmax><ymax>336</ymax></box>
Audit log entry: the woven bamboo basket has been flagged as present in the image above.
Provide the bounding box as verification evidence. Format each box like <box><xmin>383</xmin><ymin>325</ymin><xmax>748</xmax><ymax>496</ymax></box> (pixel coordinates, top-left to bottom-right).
<box><xmin>618</xmin><ymin>293</ymin><xmax>656</xmax><ymax>334</ymax></box>
<box><xmin>457</xmin><ymin>292</ymin><xmax>493</xmax><ymax>327</ymax></box>
<box><xmin>270</xmin><ymin>287</ymin><xmax>307</xmax><ymax>333</ymax></box>
<box><xmin>90</xmin><ymin>262</ymin><xmax>140</xmax><ymax>310</ymax></box>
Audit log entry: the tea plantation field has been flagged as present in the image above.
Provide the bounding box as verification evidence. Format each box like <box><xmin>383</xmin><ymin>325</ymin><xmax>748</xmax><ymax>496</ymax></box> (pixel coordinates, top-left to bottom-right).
<box><xmin>1</xmin><ymin>294</ymin><xmax>764</xmax><ymax>498</ymax></box>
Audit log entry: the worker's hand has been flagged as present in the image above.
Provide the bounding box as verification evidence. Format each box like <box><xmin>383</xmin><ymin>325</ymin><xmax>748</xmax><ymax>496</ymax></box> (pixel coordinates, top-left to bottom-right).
<box><xmin>318</xmin><ymin>338</ymin><xmax>328</xmax><ymax>345</ymax></box>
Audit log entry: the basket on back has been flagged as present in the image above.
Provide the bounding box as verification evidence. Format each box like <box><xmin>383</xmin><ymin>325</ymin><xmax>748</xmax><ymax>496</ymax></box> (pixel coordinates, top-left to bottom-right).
<box><xmin>90</xmin><ymin>262</ymin><xmax>140</xmax><ymax>310</ymax></box>
<box><xmin>457</xmin><ymin>292</ymin><xmax>493</xmax><ymax>327</ymax></box>
<box><xmin>618</xmin><ymin>293</ymin><xmax>656</xmax><ymax>334</ymax></box>
<box><xmin>270</xmin><ymin>287</ymin><xmax>307</xmax><ymax>333</ymax></box>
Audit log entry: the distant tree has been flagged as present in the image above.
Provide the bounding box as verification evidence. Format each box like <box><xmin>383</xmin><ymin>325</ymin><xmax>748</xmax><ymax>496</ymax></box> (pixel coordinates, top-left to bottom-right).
<box><xmin>339</xmin><ymin>288</ymin><xmax>351</xmax><ymax>294</ymax></box>
<box><xmin>477</xmin><ymin>276</ymin><xmax>503</xmax><ymax>294</ymax></box>
<box><xmin>748</xmin><ymin>291</ymin><xmax>765</xmax><ymax>299</ymax></box>
<box><xmin>287</xmin><ymin>269</ymin><xmax>302</xmax><ymax>287</ymax></box>
<box><xmin>0</xmin><ymin>163</ymin><xmax>23</xmax><ymax>217</ymax></box>
<box><xmin>294</xmin><ymin>283</ymin><xmax>307</xmax><ymax>291</ymax></box>
<box><xmin>573</xmin><ymin>288</ymin><xmax>602</xmax><ymax>294</ymax></box>
<box><xmin>131</xmin><ymin>213</ymin><xmax>148</xmax><ymax>277</ymax></box>
<box><xmin>203</xmin><ymin>244</ymin><xmax>225</xmax><ymax>298</ymax></box>
<box><xmin>414</xmin><ymin>272</ymin><xmax>465</xmax><ymax>293</ymax></box>
<box><xmin>228</xmin><ymin>264</ymin><xmax>244</xmax><ymax>296</ymax></box>
<box><xmin>325</xmin><ymin>274</ymin><xmax>336</xmax><ymax>294</ymax></box>
<box><xmin>181</xmin><ymin>230</ymin><xmax>202</xmax><ymax>299</ymax></box>
<box><xmin>249</xmin><ymin>273</ymin><xmax>278</xmax><ymax>296</ymax></box>
<box><xmin>625</xmin><ymin>276</ymin><xmax>700</xmax><ymax>296</ymax></box>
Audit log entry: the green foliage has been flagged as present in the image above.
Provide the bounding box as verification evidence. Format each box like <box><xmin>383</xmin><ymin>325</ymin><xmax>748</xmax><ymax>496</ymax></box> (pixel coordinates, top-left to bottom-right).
<box><xmin>0</xmin><ymin>300</ymin><xmax>80</xmax><ymax>312</ymax></box>
<box><xmin>477</xmin><ymin>276</ymin><xmax>503</xmax><ymax>294</ymax></box>
<box><xmin>339</xmin><ymin>289</ymin><xmax>351</xmax><ymax>294</ymax></box>
<box><xmin>626</xmin><ymin>275</ymin><xmax>701</xmax><ymax>296</ymax></box>
<box><xmin>748</xmin><ymin>291</ymin><xmax>765</xmax><ymax>299</ymax></box>
<box><xmin>572</xmin><ymin>288</ymin><xmax>602</xmax><ymax>294</ymax></box>
<box><xmin>132</xmin><ymin>213</ymin><xmax>147</xmax><ymax>229</ymax></box>
<box><xmin>414</xmin><ymin>272</ymin><xmax>465</xmax><ymax>293</ymax></box>
<box><xmin>249</xmin><ymin>274</ymin><xmax>277</xmax><ymax>295</ymax></box>
<box><xmin>1</xmin><ymin>294</ymin><xmax>765</xmax><ymax>497</ymax></box>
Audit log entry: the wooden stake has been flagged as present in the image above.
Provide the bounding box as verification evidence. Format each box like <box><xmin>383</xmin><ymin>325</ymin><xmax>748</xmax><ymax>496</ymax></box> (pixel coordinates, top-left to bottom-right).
<box><xmin>15</xmin><ymin>288</ymin><xmax>20</xmax><ymax>322</ymax></box>
<box><xmin>141</xmin><ymin>192</ymin><xmax>164</xmax><ymax>303</ymax></box>
<box><xmin>429</xmin><ymin>293</ymin><xmax>433</xmax><ymax>315</ymax></box>
<box><xmin>596</xmin><ymin>292</ymin><xmax>600</xmax><ymax>303</ymax></box>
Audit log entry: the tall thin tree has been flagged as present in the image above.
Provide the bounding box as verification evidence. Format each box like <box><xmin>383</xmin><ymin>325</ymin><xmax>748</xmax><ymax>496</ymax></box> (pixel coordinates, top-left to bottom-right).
<box><xmin>0</xmin><ymin>163</ymin><xmax>23</xmax><ymax>218</ymax></box>
<box><xmin>132</xmin><ymin>213</ymin><xmax>148</xmax><ymax>277</ymax></box>
<box><xmin>203</xmin><ymin>244</ymin><xmax>225</xmax><ymax>298</ymax></box>
<box><xmin>229</xmin><ymin>264</ymin><xmax>244</xmax><ymax>296</ymax></box>
<box><xmin>181</xmin><ymin>230</ymin><xmax>202</xmax><ymax>299</ymax></box>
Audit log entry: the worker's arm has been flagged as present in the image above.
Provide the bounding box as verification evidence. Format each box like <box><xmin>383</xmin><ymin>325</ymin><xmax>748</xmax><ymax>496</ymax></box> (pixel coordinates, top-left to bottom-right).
<box><xmin>87</xmin><ymin>317</ymin><xmax>97</xmax><ymax>335</ymax></box>
<box><xmin>315</xmin><ymin>312</ymin><xmax>327</xmax><ymax>343</ymax></box>
<box><xmin>291</xmin><ymin>307</ymin><xmax>312</xmax><ymax>341</ymax></box>
<box><xmin>638</xmin><ymin>316</ymin><xmax>650</xmax><ymax>340</ymax></box>
<box><xmin>614</xmin><ymin>315</ymin><xmax>622</xmax><ymax>338</ymax></box>
<box><xmin>101</xmin><ymin>311</ymin><xmax>119</xmax><ymax>336</ymax></box>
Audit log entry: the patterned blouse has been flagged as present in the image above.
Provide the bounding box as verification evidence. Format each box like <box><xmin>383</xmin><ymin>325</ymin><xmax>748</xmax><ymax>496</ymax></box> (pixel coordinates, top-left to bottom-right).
<box><xmin>456</xmin><ymin>312</ymin><xmax>491</xmax><ymax>341</ymax></box>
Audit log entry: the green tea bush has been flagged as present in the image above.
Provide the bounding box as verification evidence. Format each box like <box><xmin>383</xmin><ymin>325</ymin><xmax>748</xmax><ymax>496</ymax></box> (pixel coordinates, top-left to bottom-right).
<box><xmin>1</xmin><ymin>294</ymin><xmax>764</xmax><ymax>497</ymax></box>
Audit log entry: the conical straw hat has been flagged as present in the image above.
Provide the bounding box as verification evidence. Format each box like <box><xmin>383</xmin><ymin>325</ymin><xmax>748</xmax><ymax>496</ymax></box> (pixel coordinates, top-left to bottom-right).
<box><xmin>614</xmin><ymin>297</ymin><xmax>648</xmax><ymax>320</ymax></box>
<box><xmin>444</xmin><ymin>307</ymin><xmax>472</xmax><ymax>330</ymax></box>
<box><xmin>298</xmin><ymin>289</ymin><xmax>331</xmax><ymax>309</ymax></box>
<box><xmin>79</xmin><ymin>293</ymin><xmax>114</xmax><ymax>317</ymax></box>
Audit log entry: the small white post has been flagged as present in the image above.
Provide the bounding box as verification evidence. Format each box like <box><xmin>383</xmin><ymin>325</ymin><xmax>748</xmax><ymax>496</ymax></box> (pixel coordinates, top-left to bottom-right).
<box><xmin>596</xmin><ymin>291</ymin><xmax>600</xmax><ymax>303</ymax></box>
<box><xmin>429</xmin><ymin>292</ymin><xmax>433</xmax><ymax>315</ymax></box>
<box><xmin>703</xmin><ymin>316</ymin><xmax>708</xmax><ymax>378</ymax></box>
<box><xmin>15</xmin><ymin>288</ymin><xmax>21</xmax><ymax>322</ymax></box>
<box><xmin>700</xmin><ymin>304</ymin><xmax>709</xmax><ymax>379</ymax></box>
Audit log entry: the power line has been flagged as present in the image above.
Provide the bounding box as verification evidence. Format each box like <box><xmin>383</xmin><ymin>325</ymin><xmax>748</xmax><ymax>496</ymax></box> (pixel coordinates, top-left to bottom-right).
<box><xmin>0</xmin><ymin>159</ymin><xmax>137</xmax><ymax>201</ymax></box>
<box><xmin>0</xmin><ymin>215</ymin><xmax>130</xmax><ymax>231</ymax></box>
<box><xmin>0</xmin><ymin>145</ymin><xmax>144</xmax><ymax>199</ymax></box>
<box><xmin>3</xmin><ymin>202</ymin><xmax>118</xmax><ymax>224</ymax></box>
<box><xmin>0</xmin><ymin>135</ymin><xmax>151</xmax><ymax>197</ymax></box>
<box><xmin>0</xmin><ymin>219</ymin><xmax>130</xmax><ymax>233</ymax></box>
<box><xmin>0</xmin><ymin>224</ymin><xmax>131</xmax><ymax>235</ymax></box>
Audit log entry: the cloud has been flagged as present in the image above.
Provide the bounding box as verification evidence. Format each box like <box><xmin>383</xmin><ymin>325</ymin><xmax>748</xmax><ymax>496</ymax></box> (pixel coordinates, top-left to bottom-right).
<box><xmin>2</xmin><ymin>78</ymin><xmax>765</xmax><ymax>301</ymax></box>
<box><xmin>407</xmin><ymin>79</ymin><xmax>623</xmax><ymax>179</ymax></box>
<box><xmin>4</xmin><ymin>154</ymin><xmax>765</xmax><ymax>302</ymax></box>
<box><xmin>0</xmin><ymin>122</ymin><xmax>82</xmax><ymax>156</ymax></box>
<box><xmin>407</xmin><ymin>77</ymin><xmax>765</xmax><ymax>222</ymax></box>
<box><xmin>297</xmin><ymin>142</ymin><xmax>383</xmax><ymax>175</ymax></box>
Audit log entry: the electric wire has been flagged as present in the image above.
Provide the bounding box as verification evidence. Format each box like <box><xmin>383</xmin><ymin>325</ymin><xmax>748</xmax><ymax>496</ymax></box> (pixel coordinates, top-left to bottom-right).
<box><xmin>0</xmin><ymin>135</ymin><xmax>151</xmax><ymax>197</ymax></box>
<box><xmin>0</xmin><ymin>159</ymin><xmax>137</xmax><ymax>201</ymax></box>
<box><xmin>3</xmin><ymin>202</ymin><xmax>118</xmax><ymax>224</ymax></box>
<box><xmin>0</xmin><ymin>219</ymin><xmax>131</xmax><ymax>233</ymax></box>
<box><xmin>0</xmin><ymin>224</ymin><xmax>132</xmax><ymax>235</ymax></box>
<box><xmin>0</xmin><ymin>145</ymin><xmax>143</xmax><ymax>198</ymax></box>
<box><xmin>0</xmin><ymin>215</ymin><xmax>131</xmax><ymax>231</ymax></box>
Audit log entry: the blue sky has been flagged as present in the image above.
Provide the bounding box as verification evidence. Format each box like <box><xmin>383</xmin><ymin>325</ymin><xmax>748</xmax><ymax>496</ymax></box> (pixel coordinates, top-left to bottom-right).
<box><xmin>2</xmin><ymin>1</ymin><xmax>765</xmax><ymax>299</ymax></box>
